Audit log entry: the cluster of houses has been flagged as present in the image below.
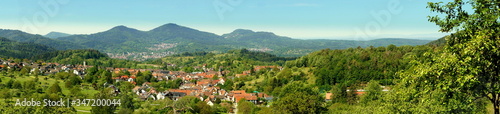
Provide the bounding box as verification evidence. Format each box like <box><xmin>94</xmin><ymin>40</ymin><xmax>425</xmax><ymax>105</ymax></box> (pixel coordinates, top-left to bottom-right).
<box><xmin>132</xmin><ymin>82</ymin><xmax>272</xmax><ymax>106</ymax></box>
<box><xmin>1</xmin><ymin>58</ymin><xmax>279</xmax><ymax>106</ymax></box>
<box><xmin>118</xmin><ymin>65</ymin><xmax>278</xmax><ymax>105</ymax></box>
<box><xmin>0</xmin><ymin>59</ymin><xmax>89</xmax><ymax>76</ymax></box>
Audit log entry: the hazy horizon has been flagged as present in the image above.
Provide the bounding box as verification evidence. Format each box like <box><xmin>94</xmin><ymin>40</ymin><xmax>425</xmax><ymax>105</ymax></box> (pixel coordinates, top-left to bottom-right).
<box><xmin>1</xmin><ymin>0</ymin><xmax>450</xmax><ymax>40</ymax></box>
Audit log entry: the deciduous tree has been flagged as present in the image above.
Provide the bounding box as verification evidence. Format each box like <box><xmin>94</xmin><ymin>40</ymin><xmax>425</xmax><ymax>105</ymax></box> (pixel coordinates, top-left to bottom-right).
<box><xmin>426</xmin><ymin>0</ymin><xmax>500</xmax><ymax>113</ymax></box>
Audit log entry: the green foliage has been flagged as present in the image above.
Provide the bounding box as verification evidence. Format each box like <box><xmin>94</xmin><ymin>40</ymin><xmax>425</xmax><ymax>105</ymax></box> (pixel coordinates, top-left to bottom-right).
<box><xmin>390</xmin><ymin>0</ymin><xmax>500</xmax><ymax>113</ymax></box>
<box><xmin>286</xmin><ymin>45</ymin><xmax>433</xmax><ymax>89</ymax></box>
<box><xmin>194</xmin><ymin>101</ymin><xmax>213</xmax><ymax>114</ymax></box>
<box><xmin>331</xmin><ymin>84</ymin><xmax>347</xmax><ymax>104</ymax></box>
<box><xmin>118</xmin><ymin>108</ymin><xmax>134</xmax><ymax>114</ymax></box>
<box><xmin>91</xmin><ymin>88</ymin><xmax>117</xmax><ymax>114</ymax></box>
<box><xmin>0</xmin><ymin>37</ymin><xmax>56</xmax><ymax>59</ymax></box>
<box><xmin>6</xmin><ymin>79</ymin><xmax>14</xmax><ymax>88</ymax></box>
<box><xmin>158</xmin><ymin>49</ymin><xmax>294</xmax><ymax>75</ymax></box>
<box><xmin>273</xmin><ymin>81</ymin><xmax>323</xmax><ymax>114</ymax></box>
<box><xmin>121</xmin><ymin>92</ymin><xmax>135</xmax><ymax>112</ymax></box>
<box><xmin>31</xmin><ymin>49</ymin><xmax>140</xmax><ymax>68</ymax></box>
<box><xmin>169</xmin><ymin>96</ymin><xmax>198</xmax><ymax>113</ymax></box>
<box><xmin>67</xmin><ymin>75</ymin><xmax>82</xmax><ymax>88</ymax></box>
<box><xmin>237</xmin><ymin>98</ymin><xmax>255</xmax><ymax>114</ymax></box>
<box><xmin>23</xmin><ymin>80</ymin><xmax>36</xmax><ymax>90</ymax></box>
<box><xmin>426</xmin><ymin>36</ymin><xmax>447</xmax><ymax>47</ymax></box>
<box><xmin>360</xmin><ymin>80</ymin><xmax>382</xmax><ymax>103</ymax></box>
<box><xmin>12</xmin><ymin>80</ymin><xmax>22</xmax><ymax>89</ymax></box>
<box><xmin>47</xmin><ymin>81</ymin><xmax>62</xmax><ymax>94</ymax></box>
<box><xmin>220</xmin><ymin>79</ymin><xmax>234</xmax><ymax>91</ymax></box>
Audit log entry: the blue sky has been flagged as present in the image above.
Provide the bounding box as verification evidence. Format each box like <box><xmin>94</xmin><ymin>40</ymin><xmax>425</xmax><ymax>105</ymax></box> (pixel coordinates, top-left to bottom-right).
<box><xmin>0</xmin><ymin>0</ymin><xmax>452</xmax><ymax>40</ymax></box>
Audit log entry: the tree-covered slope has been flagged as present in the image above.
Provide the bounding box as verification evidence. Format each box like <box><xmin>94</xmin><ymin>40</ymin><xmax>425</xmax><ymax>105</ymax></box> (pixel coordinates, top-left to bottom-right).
<box><xmin>57</xmin><ymin>23</ymin><xmax>234</xmax><ymax>54</ymax></box>
<box><xmin>56</xmin><ymin>26</ymin><xmax>149</xmax><ymax>52</ymax></box>
<box><xmin>222</xmin><ymin>29</ymin><xmax>434</xmax><ymax>57</ymax></box>
<box><xmin>55</xmin><ymin>23</ymin><xmax>434</xmax><ymax>60</ymax></box>
<box><xmin>0</xmin><ymin>37</ymin><xmax>56</xmax><ymax>58</ymax></box>
<box><xmin>426</xmin><ymin>36</ymin><xmax>447</xmax><ymax>47</ymax></box>
<box><xmin>283</xmin><ymin>45</ymin><xmax>435</xmax><ymax>89</ymax></box>
<box><xmin>0</xmin><ymin>29</ymin><xmax>86</xmax><ymax>50</ymax></box>
<box><xmin>31</xmin><ymin>49</ymin><xmax>140</xmax><ymax>68</ymax></box>
<box><xmin>44</xmin><ymin>32</ymin><xmax>72</xmax><ymax>38</ymax></box>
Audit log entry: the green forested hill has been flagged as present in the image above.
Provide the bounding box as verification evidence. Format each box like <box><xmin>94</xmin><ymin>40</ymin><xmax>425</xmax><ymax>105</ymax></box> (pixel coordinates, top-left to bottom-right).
<box><xmin>1</xmin><ymin>24</ymin><xmax>435</xmax><ymax>60</ymax></box>
<box><xmin>0</xmin><ymin>29</ymin><xmax>86</xmax><ymax>50</ymax></box>
<box><xmin>155</xmin><ymin>49</ymin><xmax>295</xmax><ymax>74</ymax></box>
<box><xmin>223</xmin><ymin>29</ymin><xmax>434</xmax><ymax>57</ymax></box>
<box><xmin>31</xmin><ymin>49</ymin><xmax>141</xmax><ymax>68</ymax></box>
<box><xmin>426</xmin><ymin>36</ymin><xmax>447</xmax><ymax>46</ymax></box>
<box><xmin>285</xmin><ymin>45</ymin><xmax>433</xmax><ymax>86</ymax></box>
<box><xmin>44</xmin><ymin>31</ymin><xmax>72</xmax><ymax>38</ymax></box>
<box><xmin>56</xmin><ymin>26</ymin><xmax>149</xmax><ymax>52</ymax></box>
<box><xmin>0</xmin><ymin>37</ymin><xmax>56</xmax><ymax>58</ymax></box>
<box><xmin>55</xmin><ymin>24</ymin><xmax>434</xmax><ymax>59</ymax></box>
<box><xmin>57</xmin><ymin>24</ymin><xmax>234</xmax><ymax>54</ymax></box>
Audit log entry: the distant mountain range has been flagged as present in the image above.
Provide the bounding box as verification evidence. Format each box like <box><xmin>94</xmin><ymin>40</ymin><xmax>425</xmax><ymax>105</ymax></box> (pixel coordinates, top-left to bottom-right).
<box><xmin>0</xmin><ymin>23</ymin><xmax>436</xmax><ymax>60</ymax></box>
<box><xmin>0</xmin><ymin>29</ymin><xmax>85</xmax><ymax>50</ymax></box>
<box><xmin>44</xmin><ymin>32</ymin><xmax>72</xmax><ymax>38</ymax></box>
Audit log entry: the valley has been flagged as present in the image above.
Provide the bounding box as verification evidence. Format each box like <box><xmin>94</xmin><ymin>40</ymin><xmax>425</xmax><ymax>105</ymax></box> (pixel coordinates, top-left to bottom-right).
<box><xmin>1</xmin><ymin>0</ymin><xmax>498</xmax><ymax>113</ymax></box>
<box><xmin>0</xmin><ymin>24</ymin><xmax>432</xmax><ymax>61</ymax></box>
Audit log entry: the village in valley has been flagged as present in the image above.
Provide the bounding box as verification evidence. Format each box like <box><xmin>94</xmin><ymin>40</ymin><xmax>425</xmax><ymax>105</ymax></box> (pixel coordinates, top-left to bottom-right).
<box><xmin>0</xmin><ymin>58</ymin><xmax>283</xmax><ymax>112</ymax></box>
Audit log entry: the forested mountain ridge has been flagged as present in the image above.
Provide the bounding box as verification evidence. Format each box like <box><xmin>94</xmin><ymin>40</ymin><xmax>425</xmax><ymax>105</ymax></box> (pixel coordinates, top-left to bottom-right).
<box><xmin>44</xmin><ymin>31</ymin><xmax>72</xmax><ymax>38</ymax></box>
<box><xmin>222</xmin><ymin>28</ymin><xmax>434</xmax><ymax>57</ymax></box>
<box><xmin>56</xmin><ymin>23</ymin><xmax>236</xmax><ymax>59</ymax></box>
<box><xmin>56</xmin><ymin>25</ymin><xmax>148</xmax><ymax>53</ymax></box>
<box><xmin>0</xmin><ymin>24</ymin><xmax>435</xmax><ymax>60</ymax></box>
<box><xmin>0</xmin><ymin>29</ymin><xmax>86</xmax><ymax>50</ymax></box>
<box><xmin>0</xmin><ymin>37</ymin><xmax>56</xmax><ymax>58</ymax></box>
<box><xmin>55</xmin><ymin>23</ymin><xmax>434</xmax><ymax>59</ymax></box>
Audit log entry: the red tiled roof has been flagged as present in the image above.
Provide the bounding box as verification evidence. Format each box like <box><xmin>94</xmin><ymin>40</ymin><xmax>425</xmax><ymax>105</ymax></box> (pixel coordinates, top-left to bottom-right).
<box><xmin>169</xmin><ymin>89</ymin><xmax>195</xmax><ymax>95</ymax></box>
<box><xmin>231</xmin><ymin>90</ymin><xmax>246</xmax><ymax>94</ymax></box>
<box><xmin>121</xmin><ymin>75</ymin><xmax>129</xmax><ymax>79</ymax></box>
<box><xmin>356</xmin><ymin>91</ymin><xmax>365</xmax><ymax>95</ymax></box>
<box><xmin>234</xmin><ymin>94</ymin><xmax>257</xmax><ymax>103</ymax></box>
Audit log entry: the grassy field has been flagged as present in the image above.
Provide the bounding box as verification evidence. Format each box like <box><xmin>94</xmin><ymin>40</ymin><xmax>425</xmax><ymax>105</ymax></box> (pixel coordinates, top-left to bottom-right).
<box><xmin>137</xmin><ymin>64</ymin><xmax>162</xmax><ymax>69</ymax></box>
<box><xmin>0</xmin><ymin>73</ymin><xmax>101</xmax><ymax>113</ymax></box>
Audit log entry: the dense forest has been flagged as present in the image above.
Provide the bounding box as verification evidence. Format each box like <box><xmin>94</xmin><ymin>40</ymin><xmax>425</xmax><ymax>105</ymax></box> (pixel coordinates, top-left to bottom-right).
<box><xmin>286</xmin><ymin>45</ymin><xmax>435</xmax><ymax>89</ymax></box>
<box><xmin>31</xmin><ymin>49</ymin><xmax>143</xmax><ymax>68</ymax></box>
<box><xmin>0</xmin><ymin>37</ymin><xmax>56</xmax><ymax>59</ymax></box>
